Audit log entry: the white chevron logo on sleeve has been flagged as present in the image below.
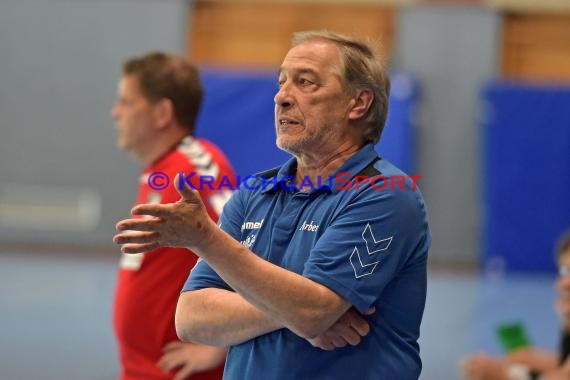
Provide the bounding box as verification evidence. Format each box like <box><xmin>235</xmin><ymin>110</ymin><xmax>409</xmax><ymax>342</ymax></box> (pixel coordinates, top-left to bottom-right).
<box><xmin>350</xmin><ymin>223</ymin><xmax>393</xmax><ymax>278</ymax></box>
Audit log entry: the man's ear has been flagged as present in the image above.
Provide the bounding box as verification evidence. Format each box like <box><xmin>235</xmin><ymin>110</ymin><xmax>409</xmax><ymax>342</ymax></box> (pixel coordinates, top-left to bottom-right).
<box><xmin>154</xmin><ymin>98</ymin><xmax>175</xmax><ymax>129</ymax></box>
<box><xmin>348</xmin><ymin>88</ymin><xmax>374</xmax><ymax>121</ymax></box>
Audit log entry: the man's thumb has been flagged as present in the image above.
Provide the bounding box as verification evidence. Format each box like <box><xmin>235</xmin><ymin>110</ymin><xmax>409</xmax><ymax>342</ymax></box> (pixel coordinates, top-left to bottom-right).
<box><xmin>174</xmin><ymin>173</ymin><xmax>198</xmax><ymax>201</ymax></box>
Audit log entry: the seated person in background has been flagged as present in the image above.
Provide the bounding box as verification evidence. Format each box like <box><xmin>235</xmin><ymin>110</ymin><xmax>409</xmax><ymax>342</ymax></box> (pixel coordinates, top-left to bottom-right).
<box><xmin>459</xmin><ymin>230</ymin><xmax>570</xmax><ymax>380</ymax></box>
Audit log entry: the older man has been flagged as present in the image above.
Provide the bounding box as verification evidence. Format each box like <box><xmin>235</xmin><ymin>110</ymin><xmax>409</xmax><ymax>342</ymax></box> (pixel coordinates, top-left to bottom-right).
<box><xmin>115</xmin><ymin>31</ymin><xmax>431</xmax><ymax>379</ymax></box>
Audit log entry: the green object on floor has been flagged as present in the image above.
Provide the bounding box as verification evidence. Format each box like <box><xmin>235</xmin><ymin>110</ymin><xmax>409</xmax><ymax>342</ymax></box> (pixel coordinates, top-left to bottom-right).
<box><xmin>496</xmin><ymin>322</ymin><xmax>532</xmax><ymax>353</ymax></box>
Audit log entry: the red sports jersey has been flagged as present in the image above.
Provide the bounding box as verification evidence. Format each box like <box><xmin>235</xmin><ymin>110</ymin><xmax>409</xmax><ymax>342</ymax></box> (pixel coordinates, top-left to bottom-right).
<box><xmin>114</xmin><ymin>137</ymin><xmax>235</xmax><ymax>380</ymax></box>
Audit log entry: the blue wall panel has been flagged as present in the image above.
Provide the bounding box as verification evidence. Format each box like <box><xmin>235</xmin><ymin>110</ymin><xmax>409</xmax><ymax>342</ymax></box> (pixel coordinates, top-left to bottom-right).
<box><xmin>482</xmin><ymin>83</ymin><xmax>570</xmax><ymax>273</ymax></box>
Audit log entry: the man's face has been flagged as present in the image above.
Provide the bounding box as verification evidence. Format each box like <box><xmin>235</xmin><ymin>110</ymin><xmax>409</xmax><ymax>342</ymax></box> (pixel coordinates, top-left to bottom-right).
<box><xmin>111</xmin><ymin>74</ymin><xmax>157</xmax><ymax>155</ymax></box>
<box><xmin>274</xmin><ymin>40</ymin><xmax>355</xmax><ymax>156</ymax></box>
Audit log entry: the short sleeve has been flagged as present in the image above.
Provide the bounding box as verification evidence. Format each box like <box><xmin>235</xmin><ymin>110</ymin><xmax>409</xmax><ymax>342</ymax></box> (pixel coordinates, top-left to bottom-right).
<box><xmin>181</xmin><ymin>188</ymin><xmax>247</xmax><ymax>292</ymax></box>
<box><xmin>303</xmin><ymin>188</ymin><xmax>430</xmax><ymax>313</ymax></box>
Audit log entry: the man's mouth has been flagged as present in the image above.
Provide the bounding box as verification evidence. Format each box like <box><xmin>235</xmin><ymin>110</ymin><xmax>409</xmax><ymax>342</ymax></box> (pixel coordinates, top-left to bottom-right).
<box><xmin>279</xmin><ymin>119</ymin><xmax>299</xmax><ymax>126</ymax></box>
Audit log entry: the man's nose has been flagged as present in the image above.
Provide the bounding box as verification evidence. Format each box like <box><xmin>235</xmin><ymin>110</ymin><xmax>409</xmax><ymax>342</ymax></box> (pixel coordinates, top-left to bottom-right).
<box><xmin>111</xmin><ymin>104</ymin><xmax>120</xmax><ymax>120</ymax></box>
<box><xmin>274</xmin><ymin>82</ymin><xmax>293</xmax><ymax>108</ymax></box>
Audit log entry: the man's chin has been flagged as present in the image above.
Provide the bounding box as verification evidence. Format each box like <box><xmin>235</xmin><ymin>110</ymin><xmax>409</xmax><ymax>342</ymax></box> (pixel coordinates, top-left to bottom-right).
<box><xmin>277</xmin><ymin>135</ymin><xmax>312</xmax><ymax>155</ymax></box>
<box><xmin>276</xmin><ymin>139</ymin><xmax>297</xmax><ymax>155</ymax></box>
<box><xmin>117</xmin><ymin>140</ymin><xmax>129</xmax><ymax>151</ymax></box>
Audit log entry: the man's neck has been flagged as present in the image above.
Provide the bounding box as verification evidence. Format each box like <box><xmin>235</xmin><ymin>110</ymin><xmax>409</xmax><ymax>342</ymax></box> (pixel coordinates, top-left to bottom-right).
<box><xmin>295</xmin><ymin>142</ymin><xmax>364</xmax><ymax>188</ymax></box>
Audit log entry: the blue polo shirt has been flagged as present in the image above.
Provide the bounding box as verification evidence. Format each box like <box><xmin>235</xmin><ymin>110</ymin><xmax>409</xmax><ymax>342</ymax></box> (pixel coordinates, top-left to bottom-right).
<box><xmin>182</xmin><ymin>143</ymin><xmax>431</xmax><ymax>380</ymax></box>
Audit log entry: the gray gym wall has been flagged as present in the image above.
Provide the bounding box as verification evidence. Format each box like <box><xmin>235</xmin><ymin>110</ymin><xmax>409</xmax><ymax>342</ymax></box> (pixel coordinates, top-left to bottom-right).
<box><xmin>0</xmin><ymin>1</ymin><xmax>501</xmax><ymax>266</ymax></box>
<box><xmin>394</xmin><ymin>5</ymin><xmax>501</xmax><ymax>265</ymax></box>
<box><xmin>0</xmin><ymin>0</ymin><xmax>190</xmax><ymax>248</ymax></box>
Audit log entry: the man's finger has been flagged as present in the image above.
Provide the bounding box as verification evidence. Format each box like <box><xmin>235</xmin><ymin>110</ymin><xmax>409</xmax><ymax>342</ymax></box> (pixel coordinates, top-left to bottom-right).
<box><xmin>313</xmin><ymin>340</ymin><xmax>334</xmax><ymax>351</ymax></box>
<box><xmin>330</xmin><ymin>336</ymin><xmax>348</xmax><ymax>348</ymax></box>
<box><xmin>158</xmin><ymin>356</ymin><xmax>178</xmax><ymax>372</ymax></box>
<box><xmin>308</xmin><ymin>337</ymin><xmax>334</xmax><ymax>351</ymax></box>
<box><xmin>345</xmin><ymin>314</ymin><xmax>370</xmax><ymax>337</ymax></box>
<box><xmin>132</xmin><ymin>203</ymin><xmax>169</xmax><ymax>218</ymax></box>
<box><xmin>116</xmin><ymin>217</ymin><xmax>161</xmax><ymax>232</ymax></box>
<box><xmin>343</xmin><ymin>329</ymin><xmax>362</xmax><ymax>346</ymax></box>
<box><xmin>114</xmin><ymin>231</ymin><xmax>159</xmax><ymax>245</ymax></box>
<box><xmin>328</xmin><ymin>322</ymin><xmax>362</xmax><ymax>346</ymax></box>
<box><xmin>121</xmin><ymin>242</ymin><xmax>159</xmax><ymax>254</ymax></box>
<box><xmin>157</xmin><ymin>354</ymin><xmax>171</xmax><ymax>371</ymax></box>
<box><xmin>174</xmin><ymin>173</ymin><xmax>202</xmax><ymax>202</ymax></box>
<box><xmin>162</xmin><ymin>341</ymin><xmax>184</xmax><ymax>353</ymax></box>
<box><xmin>173</xmin><ymin>363</ymin><xmax>195</xmax><ymax>380</ymax></box>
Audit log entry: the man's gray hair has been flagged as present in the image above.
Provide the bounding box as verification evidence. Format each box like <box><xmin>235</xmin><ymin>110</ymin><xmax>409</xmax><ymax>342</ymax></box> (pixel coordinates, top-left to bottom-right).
<box><xmin>292</xmin><ymin>30</ymin><xmax>391</xmax><ymax>144</ymax></box>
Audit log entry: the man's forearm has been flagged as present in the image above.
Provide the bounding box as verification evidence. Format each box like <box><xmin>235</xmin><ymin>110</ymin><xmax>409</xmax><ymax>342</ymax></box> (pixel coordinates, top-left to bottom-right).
<box><xmin>176</xmin><ymin>288</ymin><xmax>283</xmax><ymax>346</ymax></box>
<box><xmin>176</xmin><ymin>288</ymin><xmax>373</xmax><ymax>352</ymax></box>
<box><xmin>194</xmin><ymin>229</ymin><xmax>351</xmax><ymax>339</ymax></box>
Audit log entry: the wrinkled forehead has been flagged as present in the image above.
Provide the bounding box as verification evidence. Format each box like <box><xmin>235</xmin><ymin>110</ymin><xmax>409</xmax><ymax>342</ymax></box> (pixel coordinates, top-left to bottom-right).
<box><xmin>278</xmin><ymin>40</ymin><xmax>343</xmax><ymax>77</ymax></box>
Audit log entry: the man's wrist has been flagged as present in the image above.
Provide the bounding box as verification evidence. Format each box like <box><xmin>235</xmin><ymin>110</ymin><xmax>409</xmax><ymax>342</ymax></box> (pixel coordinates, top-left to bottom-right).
<box><xmin>191</xmin><ymin>218</ymin><xmax>221</xmax><ymax>254</ymax></box>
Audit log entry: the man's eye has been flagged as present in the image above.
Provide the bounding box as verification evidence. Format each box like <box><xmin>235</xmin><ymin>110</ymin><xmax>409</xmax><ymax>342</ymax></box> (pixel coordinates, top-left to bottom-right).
<box><xmin>277</xmin><ymin>79</ymin><xmax>286</xmax><ymax>88</ymax></box>
<box><xmin>299</xmin><ymin>78</ymin><xmax>312</xmax><ymax>86</ymax></box>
